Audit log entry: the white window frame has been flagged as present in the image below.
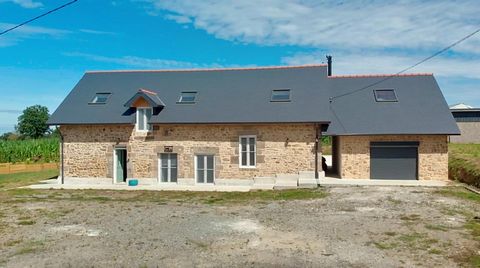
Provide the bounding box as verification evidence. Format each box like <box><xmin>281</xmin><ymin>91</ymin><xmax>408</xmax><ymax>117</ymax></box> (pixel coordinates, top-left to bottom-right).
<box><xmin>194</xmin><ymin>154</ymin><xmax>215</xmax><ymax>184</ymax></box>
<box><xmin>136</xmin><ymin>107</ymin><xmax>152</xmax><ymax>132</ymax></box>
<box><xmin>239</xmin><ymin>135</ymin><xmax>256</xmax><ymax>168</ymax></box>
<box><xmin>158</xmin><ymin>153</ymin><xmax>178</xmax><ymax>183</ymax></box>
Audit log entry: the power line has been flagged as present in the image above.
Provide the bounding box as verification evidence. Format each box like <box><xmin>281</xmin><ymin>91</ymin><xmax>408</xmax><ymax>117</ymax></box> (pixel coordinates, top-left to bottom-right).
<box><xmin>330</xmin><ymin>26</ymin><xmax>480</xmax><ymax>101</ymax></box>
<box><xmin>0</xmin><ymin>0</ymin><xmax>78</xmax><ymax>37</ymax></box>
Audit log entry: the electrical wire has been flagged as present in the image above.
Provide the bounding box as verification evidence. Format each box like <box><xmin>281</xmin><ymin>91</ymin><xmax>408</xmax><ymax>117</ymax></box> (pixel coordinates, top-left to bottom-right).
<box><xmin>0</xmin><ymin>0</ymin><xmax>78</xmax><ymax>37</ymax></box>
<box><xmin>330</xmin><ymin>26</ymin><xmax>480</xmax><ymax>101</ymax></box>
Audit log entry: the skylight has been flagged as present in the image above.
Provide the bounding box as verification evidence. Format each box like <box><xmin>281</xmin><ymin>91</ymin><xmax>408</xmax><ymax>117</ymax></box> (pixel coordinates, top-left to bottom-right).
<box><xmin>374</xmin><ymin>89</ymin><xmax>398</xmax><ymax>102</ymax></box>
<box><xmin>178</xmin><ymin>91</ymin><xmax>197</xmax><ymax>103</ymax></box>
<box><xmin>271</xmin><ymin>89</ymin><xmax>291</xmax><ymax>102</ymax></box>
<box><xmin>90</xmin><ymin>93</ymin><xmax>111</xmax><ymax>104</ymax></box>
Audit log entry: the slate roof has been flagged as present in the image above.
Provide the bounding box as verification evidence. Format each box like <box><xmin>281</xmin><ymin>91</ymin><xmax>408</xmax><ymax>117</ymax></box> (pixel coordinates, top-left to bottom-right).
<box><xmin>325</xmin><ymin>74</ymin><xmax>460</xmax><ymax>135</ymax></box>
<box><xmin>47</xmin><ymin>65</ymin><xmax>460</xmax><ymax>135</ymax></box>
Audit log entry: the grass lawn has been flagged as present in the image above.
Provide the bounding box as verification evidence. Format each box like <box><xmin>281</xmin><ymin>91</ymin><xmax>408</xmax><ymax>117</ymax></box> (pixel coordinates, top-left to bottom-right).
<box><xmin>0</xmin><ymin>169</ymin><xmax>59</xmax><ymax>190</ymax></box>
<box><xmin>449</xmin><ymin>143</ymin><xmax>480</xmax><ymax>188</ymax></box>
<box><xmin>449</xmin><ymin>143</ymin><xmax>480</xmax><ymax>167</ymax></box>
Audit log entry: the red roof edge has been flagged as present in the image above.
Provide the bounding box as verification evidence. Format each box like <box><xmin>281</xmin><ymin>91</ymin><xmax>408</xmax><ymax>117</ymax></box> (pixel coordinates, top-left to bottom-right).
<box><xmin>139</xmin><ymin>88</ymin><xmax>157</xmax><ymax>95</ymax></box>
<box><xmin>85</xmin><ymin>64</ymin><xmax>328</xmax><ymax>74</ymax></box>
<box><xmin>328</xmin><ymin>73</ymin><xmax>433</xmax><ymax>78</ymax></box>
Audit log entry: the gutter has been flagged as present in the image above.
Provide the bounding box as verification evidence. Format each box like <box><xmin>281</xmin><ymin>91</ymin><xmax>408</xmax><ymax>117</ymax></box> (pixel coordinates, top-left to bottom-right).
<box><xmin>58</xmin><ymin>127</ymin><xmax>64</xmax><ymax>185</ymax></box>
<box><xmin>315</xmin><ymin>124</ymin><xmax>320</xmax><ymax>179</ymax></box>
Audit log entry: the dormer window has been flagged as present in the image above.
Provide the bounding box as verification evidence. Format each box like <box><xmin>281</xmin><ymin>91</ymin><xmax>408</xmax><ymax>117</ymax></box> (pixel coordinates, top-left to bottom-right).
<box><xmin>178</xmin><ymin>91</ymin><xmax>197</xmax><ymax>103</ymax></box>
<box><xmin>90</xmin><ymin>93</ymin><xmax>111</xmax><ymax>104</ymax></box>
<box><xmin>136</xmin><ymin>107</ymin><xmax>152</xmax><ymax>132</ymax></box>
<box><xmin>374</xmin><ymin>89</ymin><xmax>398</xmax><ymax>102</ymax></box>
<box><xmin>271</xmin><ymin>89</ymin><xmax>291</xmax><ymax>102</ymax></box>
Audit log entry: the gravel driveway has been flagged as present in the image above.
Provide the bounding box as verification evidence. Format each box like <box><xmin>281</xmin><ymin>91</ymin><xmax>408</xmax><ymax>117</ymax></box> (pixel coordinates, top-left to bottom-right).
<box><xmin>0</xmin><ymin>186</ymin><xmax>478</xmax><ymax>267</ymax></box>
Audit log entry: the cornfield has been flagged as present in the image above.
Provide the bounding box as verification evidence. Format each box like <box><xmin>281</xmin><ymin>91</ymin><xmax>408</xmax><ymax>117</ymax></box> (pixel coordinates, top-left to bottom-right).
<box><xmin>0</xmin><ymin>138</ymin><xmax>59</xmax><ymax>163</ymax></box>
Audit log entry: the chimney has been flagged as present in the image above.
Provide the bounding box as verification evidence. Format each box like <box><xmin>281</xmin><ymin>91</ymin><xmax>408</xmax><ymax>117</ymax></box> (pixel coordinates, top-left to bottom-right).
<box><xmin>326</xmin><ymin>55</ymin><xmax>332</xmax><ymax>76</ymax></box>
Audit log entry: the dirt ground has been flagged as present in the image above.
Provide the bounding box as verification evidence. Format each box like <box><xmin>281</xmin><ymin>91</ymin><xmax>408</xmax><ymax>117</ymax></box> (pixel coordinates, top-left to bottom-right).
<box><xmin>0</xmin><ymin>186</ymin><xmax>479</xmax><ymax>268</ymax></box>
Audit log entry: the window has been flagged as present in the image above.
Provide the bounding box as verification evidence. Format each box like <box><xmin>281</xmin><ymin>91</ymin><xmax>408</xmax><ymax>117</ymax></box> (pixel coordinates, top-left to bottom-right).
<box><xmin>159</xmin><ymin>153</ymin><xmax>177</xmax><ymax>183</ymax></box>
<box><xmin>136</xmin><ymin>108</ymin><xmax>152</xmax><ymax>131</ymax></box>
<box><xmin>374</xmin><ymin>89</ymin><xmax>398</xmax><ymax>102</ymax></box>
<box><xmin>271</xmin><ymin>89</ymin><xmax>291</xmax><ymax>102</ymax></box>
<box><xmin>196</xmin><ymin>155</ymin><xmax>214</xmax><ymax>183</ymax></box>
<box><xmin>90</xmin><ymin>93</ymin><xmax>111</xmax><ymax>104</ymax></box>
<box><xmin>178</xmin><ymin>91</ymin><xmax>197</xmax><ymax>103</ymax></box>
<box><xmin>239</xmin><ymin>135</ymin><xmax>256</xmax><ymax>168</ymax></box>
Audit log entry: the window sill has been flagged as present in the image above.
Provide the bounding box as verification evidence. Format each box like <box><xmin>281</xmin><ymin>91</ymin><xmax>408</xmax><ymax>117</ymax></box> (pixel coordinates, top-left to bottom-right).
<box><xmin>239</xmin><ymin>166</ymin><xmax>257</xmax><ymax>169</ymax></box>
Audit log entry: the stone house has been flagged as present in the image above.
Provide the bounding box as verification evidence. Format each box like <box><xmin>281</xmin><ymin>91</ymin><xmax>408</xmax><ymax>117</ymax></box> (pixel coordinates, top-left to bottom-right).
<box><xmin>47</xmin><ymin>64</ymin><xmax>459</xmax><ymax>187</ymax></box>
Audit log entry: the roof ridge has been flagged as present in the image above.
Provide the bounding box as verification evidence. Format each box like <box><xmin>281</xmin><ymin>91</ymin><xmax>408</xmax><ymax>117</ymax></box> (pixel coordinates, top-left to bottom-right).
<box><xmin>328</xmin><ymin>73</ymin><xmax>433</xmax><ymax>78</ymax></box>
<box><xmin>85</xmin><ymin>64</ymin><xmax>328</xmax><ymax>74</ymax></box>
<box><xmin>139</xmin><ymin>88</ymin><xmax>157</xmax><ymax>95</ymax></box>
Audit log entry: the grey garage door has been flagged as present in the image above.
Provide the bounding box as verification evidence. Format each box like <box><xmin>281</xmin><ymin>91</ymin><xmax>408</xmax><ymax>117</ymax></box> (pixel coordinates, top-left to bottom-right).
<box><xmin>370</xmin><ymin>142</ymin><xmax>419</xmax><ymax>180</ymax></box>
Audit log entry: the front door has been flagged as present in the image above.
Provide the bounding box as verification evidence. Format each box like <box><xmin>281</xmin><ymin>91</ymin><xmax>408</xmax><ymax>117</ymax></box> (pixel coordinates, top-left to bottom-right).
<box><xmin>114</xmin><ymin>148</ymin><xmax>127</xmax><ymax>183</ymax></box>
<box><xmin>196</xmin><ymin>155</ymin><xmax>214</xmax><ymax>184</ymax></box>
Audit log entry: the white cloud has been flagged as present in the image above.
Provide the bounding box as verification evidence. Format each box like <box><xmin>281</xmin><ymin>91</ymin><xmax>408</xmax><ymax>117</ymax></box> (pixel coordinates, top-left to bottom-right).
<box><xmin>63</xmin><ymin>52</ymin><xmax>227</xmax><ymax>69</ymax></box>
<box><xmin>0</xmin><ymin>0</ymin><xmax>43</xmax><ymax>8</ymax></box>
<box><xmin>0</xmin><ymin>109</ymin><xmax>22</xmax><ymax>114</ymax></box>
<box><xmin>79</xmin><ymin>29</ymin><xmax>117</xmax><ymax>36</ymax></box>
<box><xmin>281</xmin><ymin>50</ymin><xmax>480</xmax><ymax>79</ymax></box>
<box><xmin>141</xmin><ymin>0</ymin><xmax>480</xmax><ymax>54</ymax></box>
<box><xmin>164</xmin><ymin>14</ymin><xmax>192</xmax><ymax>24</ymax></box>
<box><xmin>0</xmin><ymin>22</ymin><xmax>69</xmax><ymax>46</ymax></box>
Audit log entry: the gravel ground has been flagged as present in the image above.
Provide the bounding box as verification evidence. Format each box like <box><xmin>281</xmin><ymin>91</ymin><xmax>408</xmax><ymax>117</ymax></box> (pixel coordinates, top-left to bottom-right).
<box><xmin>0</xmin><ymin>186</ymin><xmax>479</xmax><ymax>267</ymax></box>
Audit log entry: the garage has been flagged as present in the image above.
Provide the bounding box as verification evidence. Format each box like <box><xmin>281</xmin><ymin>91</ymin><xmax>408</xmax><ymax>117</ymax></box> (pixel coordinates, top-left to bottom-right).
<box><xmin>370</xmin><ymin>142</ymin><xmax>419</xmax><ymax>180</ymax></box>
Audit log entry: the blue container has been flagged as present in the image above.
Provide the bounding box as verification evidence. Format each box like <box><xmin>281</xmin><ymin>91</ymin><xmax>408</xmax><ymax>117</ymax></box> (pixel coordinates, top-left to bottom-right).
<box><xmin>128</xmin><ymin>179</ymin><xmax>138</xmax><ymax>186</ymax></box>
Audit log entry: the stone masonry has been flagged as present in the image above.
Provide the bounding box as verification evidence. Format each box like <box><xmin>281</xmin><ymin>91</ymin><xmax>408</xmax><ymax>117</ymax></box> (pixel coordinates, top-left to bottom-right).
<box><xmin>338</xmin><ymin>135</ymin><xmax>448</xmax><ymax>180</ymax></box>
<box><xmin>60</xmin><ymin>124</ymin><xmax>319</xmax><ymax>180</ymax></box>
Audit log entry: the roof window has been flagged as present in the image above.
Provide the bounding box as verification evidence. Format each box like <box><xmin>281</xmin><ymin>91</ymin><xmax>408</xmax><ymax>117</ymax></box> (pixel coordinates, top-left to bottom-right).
<box><xmin>90</xmin><ymin>93</ymin><xmax>111</xmax><ymax>104</ymax></box>
<box><xmin>374</xmin><ymin>89</ymin><xmax>398</xmax><ymax>102</ymax></box>
<box><xmin>178</xmin><ymin>91</ymin><xmax>197</xmax><ymax>103</ymax></box>
<box><xmin>271</xmin><ymin>89</ymin><xmax>291</xmax><ymax>102</ymax></box>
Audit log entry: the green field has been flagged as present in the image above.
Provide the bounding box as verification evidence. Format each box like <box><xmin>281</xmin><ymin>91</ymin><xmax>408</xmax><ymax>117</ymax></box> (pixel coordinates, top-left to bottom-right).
<box><xmin>449</xmin><ymin>143</ymin><xmax>480</xmax><ymax>188</ymax></box>
<box><xmin>0</xmin><ymin>138</ymin><xmax>59</xmax><ymax>163</ymax></box>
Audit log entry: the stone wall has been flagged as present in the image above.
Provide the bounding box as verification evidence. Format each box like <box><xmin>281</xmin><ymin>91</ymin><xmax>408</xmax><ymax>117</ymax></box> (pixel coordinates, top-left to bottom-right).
<box><xmin>449</xmin><ymin>122</ymin><xmax>480</xmax><ymax>143</ymax></box>
<box><xmin>60</xmin><ymin>124</ymin><xmax>319</xmax><ymax>179</ymax></box>
<box><xmin>338</xmin><ymin>135</ymin><xmax>448</xmax><ymax>180</ymax></box>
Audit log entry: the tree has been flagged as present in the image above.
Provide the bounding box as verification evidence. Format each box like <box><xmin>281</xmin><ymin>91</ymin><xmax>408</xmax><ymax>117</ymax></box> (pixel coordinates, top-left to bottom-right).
<box><xmin>16</xmin><ymin>105</ymin><xmax>50</xmax><ymax>139</ymax></box>
<box><xmin>0</xmin><ymin>132</ymin><xmax>20</xmax><ymax>141</ymax></box>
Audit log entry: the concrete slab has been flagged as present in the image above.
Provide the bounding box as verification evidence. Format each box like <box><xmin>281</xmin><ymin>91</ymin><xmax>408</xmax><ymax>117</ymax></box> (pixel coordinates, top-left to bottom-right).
<box><xmin>298</xmin><ymin>171</ymin><xmax>315</xmax><ymax>179</ymax></box>
<box><xmin>215</xmin><ymin>179</ymin><xmax>253</xmax><ymax>186</ymax></box>
<box><xmin>276</xmin><ymin>174</ymin><xmax>299</xmax><ymax>180</ymax></box>
<box><xmin>298</xmin><ymin>178</ymin><xmax>318</xmax><ymax>188</ymax></box>
<box><xmin>27</xmin><ymin>177</ymin><xmax>451</xmax><ymax>192</ymax></box>
<box><xmin>320</xmin><ymin>177</ymin><xmax>450</xmax><ymax>187</ymax></box>
<box><xmin>252</xmin><ymin>177</ymin><xmax>275</xmax><ymax>190</ymax></box>
<box><xmin>251</xmin><ymin>184</ymin><xmax>274</xmax><ymax>190</ymax></box>
<box><xmin>25</xmin><ymin>182</ymin><xmax>251</xmax><ymax>192</ymax></box>
<box><xmin>177</xmin><ymin>178</ymin><xmax>195</xmax><ymax>185</ymax></box>
<box><xmin>254</xmin><ymin>177</ymin><xmax>275</xmax><ymax>184</ymax></box>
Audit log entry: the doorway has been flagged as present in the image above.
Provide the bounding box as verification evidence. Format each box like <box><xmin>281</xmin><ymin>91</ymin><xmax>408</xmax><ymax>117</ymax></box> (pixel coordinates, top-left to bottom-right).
<box><xmin>114</xmin><ymin>148</ymin><xmax>127</xmax><ymax>183</ymax></box>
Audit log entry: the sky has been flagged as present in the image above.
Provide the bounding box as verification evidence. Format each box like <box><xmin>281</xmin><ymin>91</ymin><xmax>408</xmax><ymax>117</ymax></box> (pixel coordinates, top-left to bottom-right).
<box><xmin>0</xmin><ymin>0</ymin><xmax>479</xmax><ymax>134</ymax></box>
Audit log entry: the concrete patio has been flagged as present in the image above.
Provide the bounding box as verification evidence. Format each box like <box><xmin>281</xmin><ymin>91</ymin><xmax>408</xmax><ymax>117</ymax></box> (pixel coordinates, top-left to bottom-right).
<box><xmin>24</xmin><ymin>176</ymin><xmax>451</xmax><ymax>192</ymax></box>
